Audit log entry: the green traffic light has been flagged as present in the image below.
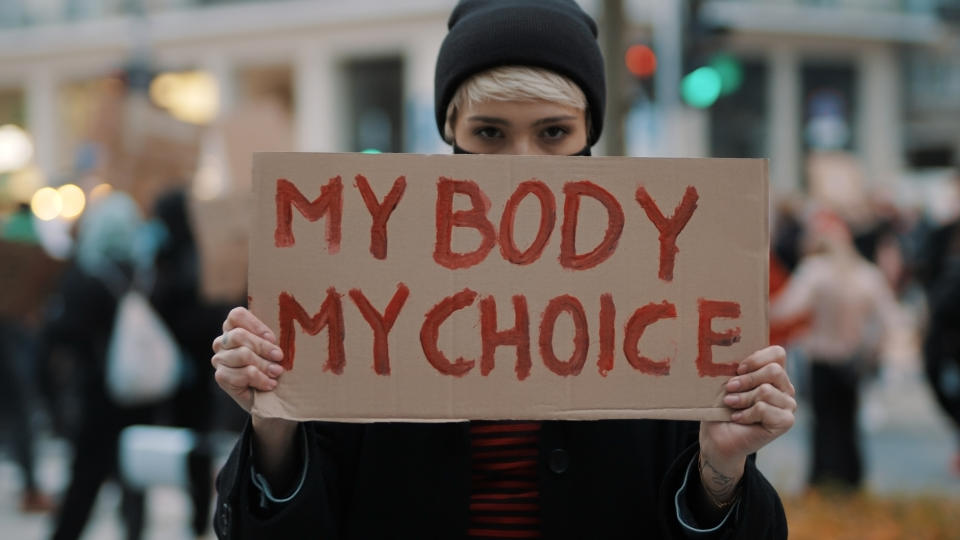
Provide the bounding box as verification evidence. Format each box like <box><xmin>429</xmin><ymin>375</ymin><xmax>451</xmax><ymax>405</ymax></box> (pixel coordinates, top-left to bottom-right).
<box><xmin>681</xmin><ymin>66</ymin><xmax>722</xmax><ymax>108</ymax></box>
<box><xmin>709</xmin><ymin>54</ymin><xmax>743</xmax><ymax>96</ymax></box>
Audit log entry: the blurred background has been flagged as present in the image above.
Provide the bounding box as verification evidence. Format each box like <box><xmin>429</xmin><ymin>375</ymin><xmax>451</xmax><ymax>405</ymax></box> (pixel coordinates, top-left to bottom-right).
<box><xmin>0</xmin><ymin>0</ymin><xmax>958</xmax><ymax>538</ymax></box>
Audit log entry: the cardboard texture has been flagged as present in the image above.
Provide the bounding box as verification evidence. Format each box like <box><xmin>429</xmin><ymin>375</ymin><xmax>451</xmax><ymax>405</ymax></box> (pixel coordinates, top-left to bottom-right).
<box><xmin>249</xmin><ymin>153</ymin><xmax>769</xmax><ymax>422</ymax></box>
<box><xmin>0</xmin><ymin>241</ymin><xmax>64</xmax><ymax>325</ymax></box>
<box><xmin>189</xmin><ymin>195</ymin><xmax>251</xmax><ymax>304</ymax></box>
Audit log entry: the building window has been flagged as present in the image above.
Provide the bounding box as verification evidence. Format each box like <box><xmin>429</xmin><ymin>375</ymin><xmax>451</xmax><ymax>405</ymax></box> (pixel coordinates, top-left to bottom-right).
<box><xmin>709</xmin><ymin>60</ymin><xmax>768</xmax><ymax>159</ymax></box>
<box><xmin>344</xmin><ymin>57</ymin><xmax>404</xmax><ymax>153</ymax></box>
<box><xmin>801</xmin><ymin>62</ymin><xmax>857</xmax><ymax>154</ymax></box>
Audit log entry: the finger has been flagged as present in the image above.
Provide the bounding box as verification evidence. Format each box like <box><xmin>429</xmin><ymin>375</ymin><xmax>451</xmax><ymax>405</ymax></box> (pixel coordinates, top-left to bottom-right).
<box><xmin>211</xmin><ymin>331</ymin><xmax>233</xmax><ymax>353</ymax></box>
<box><xmin>212</xmin><ymin>348</ymin><xmax>285</xmax><ymax>378</ymax></box>
<box><xmin>223</xmin><ymin>306</ymin><xmax>277</xmax><ymax>344</ymax></box>
<box><xmin>213</xmin><ymin>327</ymin><xmax>284</xmax><ymax>364</ymax></box>
<box><xmin>730</xmin><ymin>400</ymin><xmax>795</xmax><ymax>432</ymax></box>
<box><xmin>736</xmin><ymin>345</ymin><xmax>786</xmax><ymax>375</ymax></box>
<box><xmin>726</xmin><ymin>362</ymin><xmax>794</xmax><ymax>396</ymax></box>
<box><xmin>215</xmin><ymin>364</ymin><xmax>278</xmax><ymax>393</ymax></box>
<box><xmin>723</xmin><ymin>382</ymin><xmax>797</xmax><ymax>412</ymax></box>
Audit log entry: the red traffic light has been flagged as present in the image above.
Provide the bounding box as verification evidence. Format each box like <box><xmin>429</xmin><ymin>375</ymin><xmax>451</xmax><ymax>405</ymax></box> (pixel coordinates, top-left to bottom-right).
<box><xmin>625</xmin><ymin>44</ymin><xmax>657</xmax><ymax>78</ymax></box>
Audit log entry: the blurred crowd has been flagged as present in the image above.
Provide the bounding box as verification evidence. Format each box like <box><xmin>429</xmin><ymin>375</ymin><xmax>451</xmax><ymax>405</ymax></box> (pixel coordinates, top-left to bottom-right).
<box><xmin>0</xmin><ymin>69</ymin><xmax>959</xmax><ymax>539</ymax></box>
<box><xmin>769</xmin><ymin>164</ymin><xmax>960</xmax><ymax>491</ymax></box>
<box><xmin>0</xmin><ymin>72</ymin><xmax>247</xmax><ymax>539</ymax></box>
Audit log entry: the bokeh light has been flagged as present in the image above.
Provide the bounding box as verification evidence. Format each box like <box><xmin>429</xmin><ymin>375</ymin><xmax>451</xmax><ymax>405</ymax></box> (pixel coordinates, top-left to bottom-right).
<box><xmin>149</xmin><ymin>71</ymin><xmax>220</xmax><ymax>125</ymax></box>
<box><xmin>625</xmin><ymin>44</ymin><xmax>657</xmax><ymax>78</ymax></box>
<box><xmin>31</xmin><ymin>186</ymin><xmax>63</xmax><ymax>221</ymax></box>
<box><xmin>681</xmin><ymin>66</ymin><xmax>722</xmax><ymax>108</ymax></box>
<box><xmin>57</xmin><ymin>183</ymin><xmax>86</xmax><ymax>219</ymax></box>
<box><xmin>0</xmin><ymin>124</ymin><xmax>34</xmax><ymax>173</ymax></box>
<box><xmin>90</xmin><ymin>182</ymin><xmax>113</xmax><ymax>202</ymax></box>
<box><xmin>709</xmin><ymin>54</ymin><xmax>744</xmax><ymax>96</ymax></box>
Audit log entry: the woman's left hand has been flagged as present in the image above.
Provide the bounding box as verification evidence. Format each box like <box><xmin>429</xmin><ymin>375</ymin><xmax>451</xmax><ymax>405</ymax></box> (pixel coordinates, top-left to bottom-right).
<box><xmin>697</xmin><ymin>345</ymin><xmax>796</xmax><ymax>503</ymax></box>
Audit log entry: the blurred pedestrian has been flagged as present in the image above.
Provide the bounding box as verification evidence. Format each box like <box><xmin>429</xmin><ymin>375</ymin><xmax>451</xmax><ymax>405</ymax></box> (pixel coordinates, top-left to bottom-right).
<box><xmin>0</xmin><ymin>202</ymin><xmax>55</xmax><ymax>512</ymax></box>
<box><xmin>772</xmin><ymin>196</ymin><xmax>805</xmax><ymax>274</ymax></box>
<box><xmin>40</xmin><ymin>191</ymin><xmax>154</xmax><ymax>540</ymax></box>
<box><xmin>772</xmin><ymin>210</ymin><xmax>899</xmax><ymax>489</ymax></box>
<box><xmin>770</xmin><ymin>197</ymin><xmax>813</xmax><ymax>349</ymax></box>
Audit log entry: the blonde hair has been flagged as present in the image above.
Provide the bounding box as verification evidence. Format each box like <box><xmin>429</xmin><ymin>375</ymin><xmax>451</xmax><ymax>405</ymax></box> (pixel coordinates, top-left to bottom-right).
<box><xmin>443</xmin><ymin>66</ymin><xmax>588</xmax><ymax>143</ymax></box>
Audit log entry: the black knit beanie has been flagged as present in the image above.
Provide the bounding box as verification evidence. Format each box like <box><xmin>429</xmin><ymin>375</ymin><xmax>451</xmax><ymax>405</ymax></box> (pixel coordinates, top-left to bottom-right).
<box><xmin>434</xmin><ymin>0</ymin><xmax>606</xmax><ymax>146</ymax></box>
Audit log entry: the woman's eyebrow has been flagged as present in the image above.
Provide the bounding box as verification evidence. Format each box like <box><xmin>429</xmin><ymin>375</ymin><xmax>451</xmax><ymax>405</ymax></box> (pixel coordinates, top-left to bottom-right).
<box><xmin>466</xmin><ymin>115</ymin><xmax>510</xmax><ymax>126</ymax></box>
<box><xmin>532</xmin><ymin>115</ymin><xmax>578</xmax><ymax>126</ymax></box>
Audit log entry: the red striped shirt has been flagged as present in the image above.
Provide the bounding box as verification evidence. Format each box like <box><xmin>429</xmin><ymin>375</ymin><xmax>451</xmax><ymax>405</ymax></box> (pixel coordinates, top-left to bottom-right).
<box><xmin>468</xmin><ymin>421</ymin><xmax>542</xmax><ymax>539</ymax></box>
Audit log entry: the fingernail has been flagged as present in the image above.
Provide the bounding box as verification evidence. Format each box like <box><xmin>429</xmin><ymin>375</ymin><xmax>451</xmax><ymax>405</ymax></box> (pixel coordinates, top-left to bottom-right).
<box><xmin>723</xmin><ymin>394</ymin><xmax>738</xmax><ymax>406</ymax></box>
<box><xmin>727</xmin><ymin>378</ymin><xmax>741</xmax><ymax>391</ymax></box>
<box><xmin>737</xmin><ymin>363</ymin><xmax>747</xmax><ymax>374</ymax></box>
<box><xmin>268</xmin><ymin>379</ymin><xmax>278</xmax><ymax>389</ymax></box>
<box><xmin>263</xmin><ymin>331</ymin><xmax>276</xmax><ymax>343</ymax></box>
<box><xmin>270</xmin><ymin>348</ymin><xmax>283</xmax><ymax>361</ymax></box>
<box><xmin>731</xmin><ymin>411</ymin><xmax>742</xmax><ymax>421</ymax></box>
<box><xmin>268</xmin><ymin>364</ymin><xmax>284</xmax><ymax>377</ymax></box>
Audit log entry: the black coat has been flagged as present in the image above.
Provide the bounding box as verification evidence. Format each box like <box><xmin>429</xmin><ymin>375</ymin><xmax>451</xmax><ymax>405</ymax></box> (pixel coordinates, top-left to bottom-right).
<box><xmin>214</xmin><ymin>419</ymin><xmax>787</xmax><ymax>539</ymax></box>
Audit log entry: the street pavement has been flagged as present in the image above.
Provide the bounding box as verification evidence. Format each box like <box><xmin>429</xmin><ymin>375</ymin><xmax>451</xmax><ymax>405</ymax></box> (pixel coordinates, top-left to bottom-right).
<box><xmin>1</xmin><ymin>361</ymin><xmax>958</xmax><ymax>539</ymax></box>
<box><xmin>0</xmin><ymin>434</ymin><xmax>222</xmax><ymax>540</ymax></box>
<box><xmin>757</xmin><ymin>358</ymin><xmax>960</xmax><ymax>498</ymax></box>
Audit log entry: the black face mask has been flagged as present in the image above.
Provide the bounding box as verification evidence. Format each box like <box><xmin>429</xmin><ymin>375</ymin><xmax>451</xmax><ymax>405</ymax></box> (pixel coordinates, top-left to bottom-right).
<box><xmin>453</xmin><ymin>144</ymin><xmax>592</xmax><ymax>157</ymax></box>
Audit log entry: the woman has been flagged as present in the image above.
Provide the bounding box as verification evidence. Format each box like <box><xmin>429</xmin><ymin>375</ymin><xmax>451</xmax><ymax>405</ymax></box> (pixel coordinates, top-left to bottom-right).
<box><xmin>212</xmin><ymin>1</ymin><xmax>794</xmax><ymax>538</ymax></box>
<box><xmin>772</xmin><ymin>210</ymin><xmax>897</xmax><ymax>489</ymax></box>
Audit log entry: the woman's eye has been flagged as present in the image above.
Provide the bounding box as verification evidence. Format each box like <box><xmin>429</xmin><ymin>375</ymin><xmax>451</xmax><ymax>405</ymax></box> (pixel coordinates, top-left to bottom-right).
<box><xmin>541</xmin><ymin>126</ymin><xmax>569</xmax><ymax>140</ymax></box>
<box><xmin>474</xmin><ymin>127</ymin><xmax>504</xmax><ymax>139</ymax></box>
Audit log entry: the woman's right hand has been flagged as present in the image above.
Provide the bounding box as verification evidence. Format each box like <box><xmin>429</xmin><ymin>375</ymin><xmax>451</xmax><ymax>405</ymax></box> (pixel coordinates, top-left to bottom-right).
<box><xmin>211</xmin><ymin>306</ymin><xmax>286</xmax><ymax>413</ymax></box>
<box><xmin>212</xmin><ymin>307</ymin><xmax>301</xmax><ymax>487</ymax></box>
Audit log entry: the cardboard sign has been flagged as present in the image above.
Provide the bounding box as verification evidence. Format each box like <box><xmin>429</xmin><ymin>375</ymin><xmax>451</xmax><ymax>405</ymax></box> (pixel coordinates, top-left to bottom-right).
<box><xmin>249</xmin><ymin>153</ymin><xmax>769</xmax><ymax>422</ymax></box>
<box><xmin>189</xmin><ymin>195</ymin><xmax>251</xmax><ymax>304</ymax></box>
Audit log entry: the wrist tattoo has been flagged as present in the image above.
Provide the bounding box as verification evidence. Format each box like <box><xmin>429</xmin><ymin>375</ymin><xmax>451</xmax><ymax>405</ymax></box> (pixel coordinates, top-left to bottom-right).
<box><xmin>699</xmin><ymin>455</ymin><xmax>738</xmax><ymax>504</ymax></box>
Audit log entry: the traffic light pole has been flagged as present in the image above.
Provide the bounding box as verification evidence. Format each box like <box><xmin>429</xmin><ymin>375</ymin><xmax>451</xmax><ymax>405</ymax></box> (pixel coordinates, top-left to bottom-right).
<box><xmin>602</xmin><ymin>0</ymin><xmax>625</xmax><ymax>157</ymax></box>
